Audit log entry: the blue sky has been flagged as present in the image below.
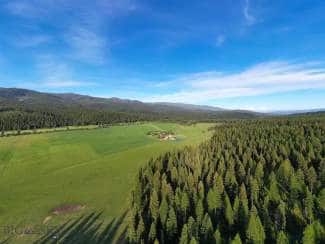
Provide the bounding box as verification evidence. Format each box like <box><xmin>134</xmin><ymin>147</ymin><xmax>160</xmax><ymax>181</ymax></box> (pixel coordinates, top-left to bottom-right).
<box><xmin>0</xmin><ymin>0</ymin><xmax>325</xmax><ymax>111</ymax></box>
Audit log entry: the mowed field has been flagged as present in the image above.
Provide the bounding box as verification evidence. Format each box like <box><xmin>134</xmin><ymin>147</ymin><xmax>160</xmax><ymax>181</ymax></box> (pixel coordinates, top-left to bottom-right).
<box><xmin>0</xmin><ymin>122</ymin><xmax>214</xmax><ymax>243</ymax></box>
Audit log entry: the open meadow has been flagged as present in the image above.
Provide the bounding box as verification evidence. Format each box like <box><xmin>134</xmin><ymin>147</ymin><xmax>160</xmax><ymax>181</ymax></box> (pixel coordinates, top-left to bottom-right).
<box><xmin>0</xmin><ymin>122</ymin><xmax>214</xmax><ymax>243</ymax></box>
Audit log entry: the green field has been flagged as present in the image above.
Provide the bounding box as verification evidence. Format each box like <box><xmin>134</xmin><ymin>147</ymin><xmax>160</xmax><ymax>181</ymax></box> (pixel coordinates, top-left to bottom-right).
<box><xmin>0</xmin><ymin>122</ymin><xmax>214</xmax><ymax>243</ymax></box>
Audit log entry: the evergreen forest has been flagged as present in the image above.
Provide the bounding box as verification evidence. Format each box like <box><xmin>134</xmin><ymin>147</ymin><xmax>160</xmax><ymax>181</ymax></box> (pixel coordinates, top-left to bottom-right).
<box><xmin>128</xmin><ymin>116</ymin><xmax>325</xmax><ymax>244</ymax></box>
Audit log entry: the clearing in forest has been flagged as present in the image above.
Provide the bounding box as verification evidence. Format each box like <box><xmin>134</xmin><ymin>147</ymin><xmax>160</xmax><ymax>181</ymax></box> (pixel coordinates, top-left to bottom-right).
<box><xmin>0</xmin><ymin>122</ymin><xmax>214</xmax><ymax>243</ymax></box>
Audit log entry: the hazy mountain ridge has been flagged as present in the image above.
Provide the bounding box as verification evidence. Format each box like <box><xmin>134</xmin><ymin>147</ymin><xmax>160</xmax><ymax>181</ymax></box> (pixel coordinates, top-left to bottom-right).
<box><xmin>270</xmin><ymin>108</ymin><xmax>325</xmax><ymax>115</ymax></box>
<box><xmin>154</xmin><ymin>102</ymin><xmax>226</xmax><ymax>112</ymax></box>
<box><xmin>2</xmin><ymin>87</ymin><xmax>324</xmax><ymax>118</ymax></box>
<box><xmin>0</xmin><ymin>88</ymin><xmax>260</xmax><ymax>119</ymax></box>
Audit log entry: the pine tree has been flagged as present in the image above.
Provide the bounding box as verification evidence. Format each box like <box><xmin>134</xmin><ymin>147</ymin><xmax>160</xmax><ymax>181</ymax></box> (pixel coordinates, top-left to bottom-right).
<box><xmin>150</xmin><ymin>190</ymin><xmax>159</xmax><ymax>221</ymax></box>
<box><xmin>153</xmin><ymin>171</ymin><xmax>161</xmax><ymax>192</ymax></box>
<box><xmin>200</xmin><ymin>213</ymin><xmax>213</xmax><ymax>242</ymax></box>
<box><xmin>268</xmin><ymin>172</ymin><xmax>281</xmax><ymax>203</ymax></box>
<box><xmin>127</xmin><ymin>209</ymin><xmax>137</xmax><ymax>243</ymax></box>
<box><xmin>238</xmin><ymin>162</ymin><xmax>246</xmax><ymax>183</ymax></box>
<box><xmin>276</xmin><ymin>231</ymin><xmax>289</xmax><ymax>244</ymax></box>
<box><xmin>225</xmin><ymin>193</ymin><xmax>234</xmax><ymax>227</ymax></box>
<box><xmin>277</xmin><ymin>159</ymin><xmax>293</xmax><ymax>189</ymax></box>
<box><xmin>291</xmin><ymin>202</ymin><xmax>305</xmax><ymax>227</ymax></box>
<box><xmin>254</xmin><ymin>162</ymin><xmax>264</xmax><ymax>185</ymax></box>
<box><xmin>231</xmin><ymin>233</ymin><xmax>242</xmax><ymax>244</ymax></box>
<box><xmin>198</xmin><ymin>180</ymin><xmax>205</xmax><ymax>200</ymax></box>
<box><xmin>311</xmin><ymin>221</ymin><xmax>325</xmax><ymax>243</ymax></box>
<box><xmin>187</xmin><ymin>216</ymin><xmax>198</xmax><ymax>240</ymax></box>
<box><xmin>171</xmin><ymin>166</ymin><xmax>178</xmax><ymax>185</ymax></box>
<box><xmin>306</xmin><ymin>166</ymin><xmax>317</xmax><ymax>192</ymax></box>
<box><xmin>239</xmin><ymin>184</ymin><xmax>249</xmax><ymax>229</ymax></box>
<box><xmin>175</xmin><ymin>187</ymin><xmax>182</xmax><ymax>213</ymax></box>
<box><xmin>132</xmin><ymin>179</ymin><xmax>143</xmax><ymax>210</ymax></box>
<box><xmin>275</xmin><ymin>201</ymin><xmax>286</xmax><ymax>232</ymax></box>
<box><xmin>304</xmin><ymin>188</ymin><xmax>314</xmax><ymax>224</ymax></box>
<box><xmin>319</xmin><ymin>160</ymin><xmax>325</xmax><ymax>186</ymax></box>
<box><xmin>166</xmin><ymin>206</ymin><xmax>177</xmax><ymax>239</ymax></box>
<box><xmin>233</xmin><ymin>195</ymin><xmax>240</xmax><ymax>226</ymax></box>
<box><xmin>179</xmin><ymin>224</ymin><xmax>189</xmax><ymax>244</ymax></box>
<box><xmin>317</xmin><ymin>188</ymin><xmax>325</xmax><ymax>214</ymax></box>
<box><xmin>207</xmin><ymin>187</ymin><xmax>219</xmax><ymax>216</ymax></box>
<box><xmin>195</xmin><ymin>199</ymin><xmax>204</xmax><ymax>223</ymax></box>
<box><xmin>246</xmin><ymin>205</ymin><xmax>265</xmax><ymax>244</ymax></box>
<box><xmin>181</xmin><ymin>191</ymin><xmax>190</xmax><ymax>219</ymax></box>
<box><xmin>302</xmin><ymin>223</ymin><xmax>316</xmax><ymax>244</ymax></box>
<box><xmin>136</xmin><ymin>216</ymin><xmax>145</xmax><ymax>242</ymax></box>
<box><xmin>159</xmin><ymin>197</ymin><xmax>169</xmax><ymax>227</ymax></box>
<box><xmin>213</xmin><ymin>228</ymin><xmax>222</xmax><ymax>244</ymax></box>
<box><xmin>149</xmin><ymin>221</ymin><xmax>157</xmax><ymax>242</ymax></box>
<box><xmin>189</xmin><ymin>237</ymin><xmax>198</xmax><ymax>244</ymax></box>
<box><xmin>249</xmin><ymin>177</ymin><xmax>259</xmax><ymax>205</ymax></box>
<box><xmin>225</xmin><ymin>165</ymin><xmax>238</xmax><ymax>199</ymax></box>
<box><xmin>289</xmin><ymin>173</ymin><xmax>301</xmax><ymax>201</ymax></box>
<box><xmin>215</xmin><ymin>174</ymin><xmax>225</xmax><ymax>193</ymax></box>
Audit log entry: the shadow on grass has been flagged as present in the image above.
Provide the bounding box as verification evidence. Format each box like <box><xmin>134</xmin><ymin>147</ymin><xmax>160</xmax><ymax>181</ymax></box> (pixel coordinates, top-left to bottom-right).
<box><xmin>0</xmin><ymin>238</ymin><xmax>11</xmax><ymax>244</ymax></box>
<box><xmin>35</xmin><ymin>211</ymin><xmax>127</xmax><ymax>244</ymax></box>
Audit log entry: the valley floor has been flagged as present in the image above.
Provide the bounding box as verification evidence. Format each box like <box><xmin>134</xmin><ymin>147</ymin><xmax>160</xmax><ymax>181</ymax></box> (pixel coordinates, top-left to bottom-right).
<box><xmin>0</xmin><ymin>122</ymin><xmax>214</xmax><ymax>243</ymax></box>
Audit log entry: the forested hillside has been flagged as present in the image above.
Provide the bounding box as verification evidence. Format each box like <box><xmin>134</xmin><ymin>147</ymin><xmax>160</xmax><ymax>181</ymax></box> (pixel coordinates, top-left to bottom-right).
<box><xmin>0</xmin><ymin>88</ymin><xmax>259</xmax><ymax>131</ymax></box>
<box><xmin>128</xmin><ymin>117</ymin><xmax>325</xmax><ymax>243</ymax></box>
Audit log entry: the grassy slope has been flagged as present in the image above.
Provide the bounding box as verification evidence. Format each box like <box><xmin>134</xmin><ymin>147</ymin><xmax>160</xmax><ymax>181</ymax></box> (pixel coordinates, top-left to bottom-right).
<box><xmin>0</xmin><ymin>122</ymin><xmax>213</xmax><ymax>243</ymax></box>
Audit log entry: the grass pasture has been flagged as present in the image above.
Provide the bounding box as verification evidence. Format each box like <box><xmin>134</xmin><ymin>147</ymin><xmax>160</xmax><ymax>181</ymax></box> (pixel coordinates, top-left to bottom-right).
<box><xmin>0</xmin><ymin>122</ymin><xmax>214</xmax><ymax>243</ymax></box>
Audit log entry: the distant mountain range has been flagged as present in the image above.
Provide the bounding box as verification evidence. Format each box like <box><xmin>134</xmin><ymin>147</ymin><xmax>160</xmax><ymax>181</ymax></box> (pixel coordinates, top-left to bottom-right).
<box><xmin>0</xmin><ymin>88</ymin><xmax>261</xmax><ymax>119</ymax></box>
<box><xmin>0</xmin><ymin>88</ymin><xmax>323</xmax><ymax>121</ymax></box>
<box><xmin>269</xmin><ymin>108</ymin><xmax>325</xmax><ymax>115</ymax></box>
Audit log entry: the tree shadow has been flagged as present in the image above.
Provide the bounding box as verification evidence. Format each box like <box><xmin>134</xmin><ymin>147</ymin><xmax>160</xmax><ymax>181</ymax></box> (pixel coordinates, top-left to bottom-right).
<box><xmin>35</xmin><ymin>211</ymin><xmax>127</xmax><ymax>244</ymax></box>
<box><xmin>0</xmin><ymin>238</ymin><xmax>11</xmax><ymax>244</ymax></box>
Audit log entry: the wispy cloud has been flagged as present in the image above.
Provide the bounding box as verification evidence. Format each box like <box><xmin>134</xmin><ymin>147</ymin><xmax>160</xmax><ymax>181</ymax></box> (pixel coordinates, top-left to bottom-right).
<box><xmin>64</xmin><ymin>27</ymin><xmax>107</xmax><ymax>65</ymax></box>
<box><xmin>6</xmin><ymin>1</ymin><xmax>109</xmax><ymax>64</ymax></box>
<box><xmin>5</xmin><ymin>0</ymin><xmax>60</xmax><ymax>18</ymax></box>
<box><xmin>28</xmin><ymin>54</ymin><xmax>97</xmax><ymax>88</ymax></box>
<box><xmin>6</xmin><ymin>0</ymin><xmax>139</xmax><ymax>19</ymax></box>
<box><xmin>243</xmin><ymin>0</ymin><xmax>256</xmax><ymax>25</ymax></box>
<box><xmin>6</xmin><ymin>1</ymin><xmax>43</xmax><ymax>18</ymax></box>
<box><xmin>143</xmin><ymin>61</ymin><xmax>325</xmax><ymax>103</ymax></box>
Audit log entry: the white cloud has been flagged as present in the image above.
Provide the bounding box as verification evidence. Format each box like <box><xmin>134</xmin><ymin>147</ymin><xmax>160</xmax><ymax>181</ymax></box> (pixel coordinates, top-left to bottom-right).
<box><xmin>32</xmin><ymin>54</ymin><xmax>96</xmax><ymax>88</ymax></box>
<box><xmin>64</xmin><ymin>27</ymin><xmax>107</xmax><ymax>64</ymax></box>
<box><xmin>243</xmin><ymin>0</ymin><xmax>256</xmax><ymax>25</ymax></box>
<box><xmin>216</xmin><ymin>35</ymin><xmax>225</xmax><ymax>47</ymax></box>
<box><xmin>6</xmin><ymin>0</ymin><xmax>139</xmax><ymax>19</ymax></box>
<box><xmin>7</xmin><ymin>2</ymin><xmax>109</xmax><ymax>64</ymax></box>
<box><xmin>143</xmin><ymin>61</ymin><xmax>325</xmax><ymax>103</ymax></box>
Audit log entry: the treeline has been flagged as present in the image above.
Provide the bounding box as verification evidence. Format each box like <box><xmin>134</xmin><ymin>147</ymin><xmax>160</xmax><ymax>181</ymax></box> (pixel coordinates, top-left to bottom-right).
<box><xmin>0</xmin><ymin>108</ymin><xmax>259</xmax><ymax>132</ymax></box>
<box><xmin>128</xmin><ymin>117</ymin><xmax>325</xmax><ymax>243</ymax></box>
<box><xmin>0</xmin><ymin>108</ymin><xmax>159</xmax><ymax>131</ymax></box>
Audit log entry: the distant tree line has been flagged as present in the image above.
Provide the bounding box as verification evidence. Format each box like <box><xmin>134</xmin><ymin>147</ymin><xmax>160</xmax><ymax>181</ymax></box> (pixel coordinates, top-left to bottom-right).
<box><xmin>0</xmin><ymin>106</ymin><xmax>263</xmax><ymax>133</ymax></box>
<box><xmin>0</xmin><ymin>108</ymin><xmax>161</xmax><ymax>132</ymax></box>
<box><xmin>128</xmin><ymin>116</ymin><xmax>325</xmax><ymax>243</ymax></box>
